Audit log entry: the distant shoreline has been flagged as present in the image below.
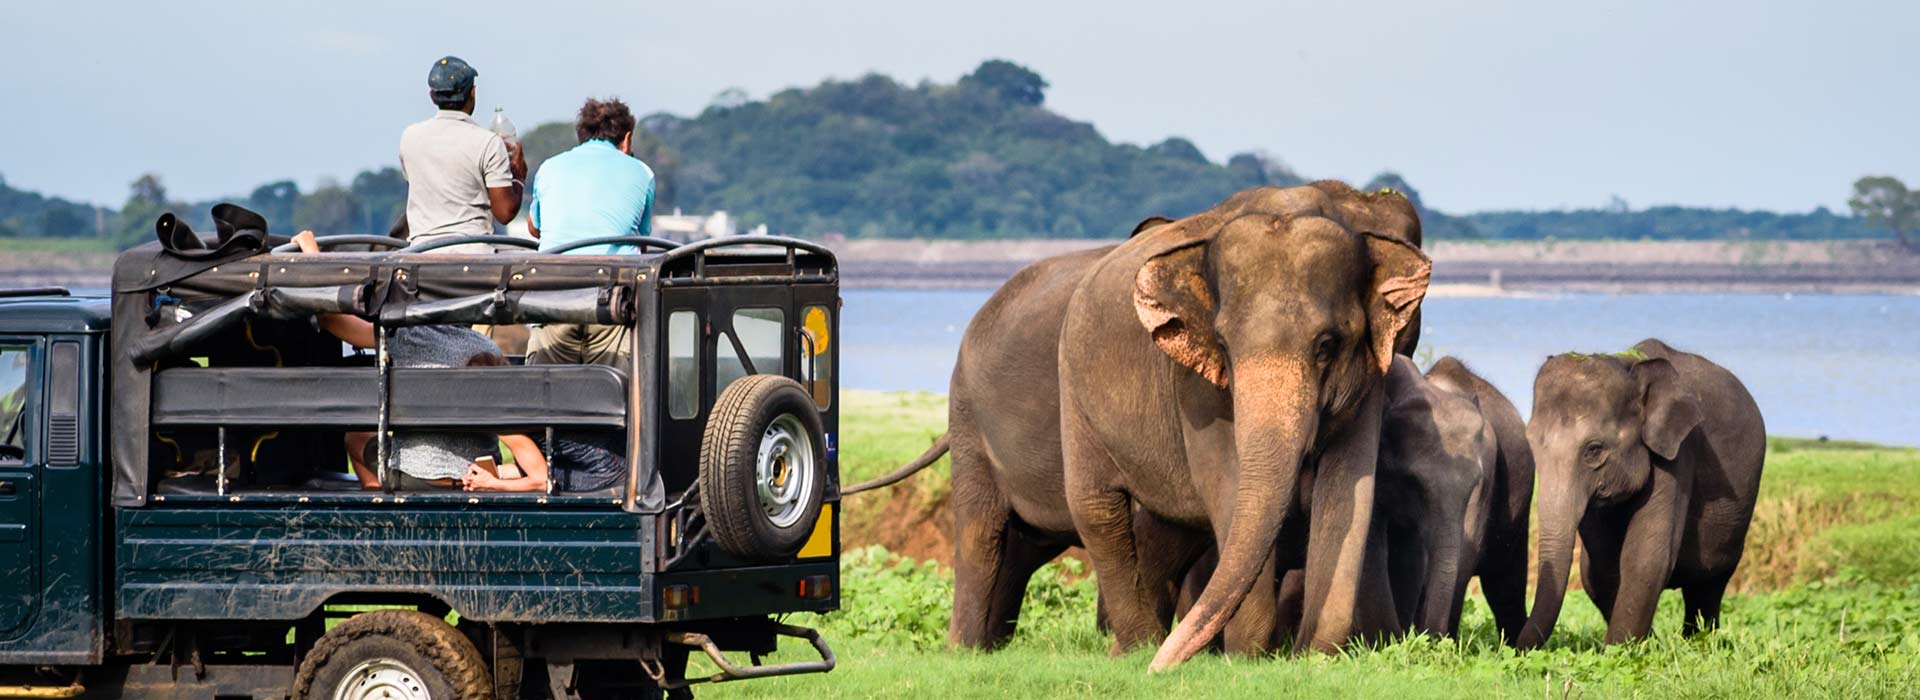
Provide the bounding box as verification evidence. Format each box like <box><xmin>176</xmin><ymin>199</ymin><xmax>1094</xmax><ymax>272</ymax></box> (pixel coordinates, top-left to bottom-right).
<box><xmin>5</xmin><ymin>239</ymin><xmax>1918</xmax><ymax>296</ymax></box>
<box><xmin>833</xmin><ymin>238</ymin><xmax>1920</xmax><ymax>294</ymax></box>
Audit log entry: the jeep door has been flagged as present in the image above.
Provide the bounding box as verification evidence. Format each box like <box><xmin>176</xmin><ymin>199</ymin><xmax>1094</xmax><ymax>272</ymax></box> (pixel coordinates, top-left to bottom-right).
<box><xmin>0</xmin><ymin>339</ymin><xmax>42</xmax><ymax>637</ymax></box>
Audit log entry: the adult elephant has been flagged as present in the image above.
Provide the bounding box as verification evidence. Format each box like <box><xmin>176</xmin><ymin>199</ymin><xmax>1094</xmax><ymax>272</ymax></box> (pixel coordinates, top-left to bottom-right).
<box><xmin>1058</xmin><ymin>196</ymin><xmax>1432</xmax><ymax>669</ymax></box>
<box><xmin>1517</xmin><ymin>338</ymin><xmax>1765</xmax><ymax>648</ymax></box>
<box><xmin>849</xmin><ymin>183</ymin><xmax>1425</xmax><ymax>654</ymax></box>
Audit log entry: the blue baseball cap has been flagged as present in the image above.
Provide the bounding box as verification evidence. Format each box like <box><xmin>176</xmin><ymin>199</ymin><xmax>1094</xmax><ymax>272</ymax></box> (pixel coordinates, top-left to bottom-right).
<box><xmin>427</xmin><ymin>56</ymin><xmax>477</xmax><ymax>101</ymax></box>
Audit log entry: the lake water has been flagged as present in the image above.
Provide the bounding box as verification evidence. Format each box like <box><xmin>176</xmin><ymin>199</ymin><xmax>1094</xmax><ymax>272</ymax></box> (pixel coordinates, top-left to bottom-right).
<box><xmin>841</xmin><ymin>290</ymin><xmax>1920</xmax><ymax>447</ymax></box>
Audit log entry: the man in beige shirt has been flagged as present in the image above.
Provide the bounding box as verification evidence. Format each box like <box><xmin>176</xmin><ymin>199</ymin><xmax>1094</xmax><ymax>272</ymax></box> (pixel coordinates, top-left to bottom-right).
<box><xmin>398</xmin><ymin>56</ymin><xmax>527</xmax><ymax>251</ymax></box>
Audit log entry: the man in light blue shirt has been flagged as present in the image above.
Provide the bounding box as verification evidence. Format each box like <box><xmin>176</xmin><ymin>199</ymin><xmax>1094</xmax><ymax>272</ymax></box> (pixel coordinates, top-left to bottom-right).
<box><xmin>526</xmin><ymin>97</ymin><xmax>656</xmax><ymax>366</ymax></box>
<box><xmin>527</xmin><ymin>97</ymin><xmax>655</xmax><ymax>255</ymax></box>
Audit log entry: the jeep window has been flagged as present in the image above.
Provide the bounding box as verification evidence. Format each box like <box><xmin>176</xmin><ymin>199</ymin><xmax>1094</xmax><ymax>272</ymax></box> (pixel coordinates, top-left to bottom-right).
<box><xmin>0</xmin><ymin>346</ymin><xmax>30</xmax><ymax>463</ymax></box>
<box><xmin>715</xmin><ymin>308</ymin><xmax>785</xmax><ymax>396</ymax></box>
<box><xmin>802</xmin><ymin>305</ymin><xmax>832</xmax><ymax>409</ymax></box>
<box><xmin>667</xmin><ymin>310</ymin><xmax>699</xmax><ymax>420</ymax></box>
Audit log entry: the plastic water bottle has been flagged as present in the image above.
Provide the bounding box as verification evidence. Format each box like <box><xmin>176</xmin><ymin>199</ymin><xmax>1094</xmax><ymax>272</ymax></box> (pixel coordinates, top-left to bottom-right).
<box><xmin>491</xmin><ymin>106</ymin><xmax>517</xmax><ymax>145</ymax></box>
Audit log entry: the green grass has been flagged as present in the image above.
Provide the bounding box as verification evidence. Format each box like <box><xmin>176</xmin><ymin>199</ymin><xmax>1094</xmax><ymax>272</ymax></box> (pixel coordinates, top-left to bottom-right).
<box><xmin>838</xmin><ymin>389</ymin><xmax>949</xmax><ymax>486</ymax></box>
<box><xmin>699</xmin><ymin>392</ymin><xmax>1920</xmax><ymax>699</ymax></box>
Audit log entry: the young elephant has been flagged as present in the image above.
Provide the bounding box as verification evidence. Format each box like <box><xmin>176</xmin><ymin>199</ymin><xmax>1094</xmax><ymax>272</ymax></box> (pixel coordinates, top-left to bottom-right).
<box><xmin>1518</xmin><ymin>338</ymin><xmax>1765</xmax><ymax>648</ymax></box>
<box><xmin>1165</xmin><ymin>355</ymin><xmax>1533</xmax><ymax>649</ymax></box>
<box><xmin>1378</xmin><ymin>355</ymin><xmax>1534</xmax><ymax>641</ymax></box>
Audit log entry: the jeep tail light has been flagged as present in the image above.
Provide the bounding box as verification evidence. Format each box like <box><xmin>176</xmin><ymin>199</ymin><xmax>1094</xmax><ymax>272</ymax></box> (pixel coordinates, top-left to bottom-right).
<box><xmin>798</xmin><ymin>575</ymin><xmax>833</xmax><ymax>601</ymax></box>
<box><xmin>664</xmin><ymin>584</ymin><xmax>699</xmax><ymax>611</ymax></box>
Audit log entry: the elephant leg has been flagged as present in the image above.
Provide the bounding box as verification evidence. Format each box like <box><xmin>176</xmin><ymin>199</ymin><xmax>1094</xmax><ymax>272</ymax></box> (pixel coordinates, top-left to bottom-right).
<box><xmin>1062</xmin><ymin>409</ymin><xmax>1164</xmax><ymax>653</ymax></box>
<box><xmin>946</xmin><ymin>433</ymin><xmax>1024</xmax><ymax>649</ymax></box>
<box><xmin>1577</xmin><ymin>511</ymin><xmax>1626</xmax><ymax>625</ymax></box>
<box><xmin>1094</xmin><ymin>593</ymin><xmax>1110</xmax><ymax>635</ymax></box>
<box><xmin>1271</xmin><ymin>568</ymin><xmax>1305</xmax><ymax>652</ymax></box>
<box><xmin>1604</xmin><ymin>491</ymin><xmax>1684</xmax><ymax>644</ymax></box>
<box><xmin>984</xmin><ymin>520</ymin><xmax>1069</xmax><ymax>643</ymax></box>
<box><xmin>1478</xmin><ymin>552</ymin><xmax>1529</xmax><ymax>645</ymax></box>
<box><xmin>1351</xmin><ymin>513</ymin><xmax>1403</xmax><ymax>644</ymax></box>
<box><xmin>1478</xmin><ymin>528</ymin><xmax>1531</xmax><ymax>645</ymax></box>
<box><xmin>1385</xmin><ymin>519</ymin><xmax>1423</xmax><ymax>634</ymax></box>
<box><xmin>1222</xmin><ymin>554</ymin><xmax>1279</xmax><ymax>655</ymax></box>
<box><xmin>1134</xmin><ymin>513</ymin><xmax>1209</xmax><ymax>632</ymax></box>
<box><xmin>1296</xmin><ymin>389</ymin><xmax>1390</xmax><ymax>653</ymax></box>
<box><xmin>1682</xmin><ymin>574</ymin><xmax>1731</xmax><ymax>636</ymax></box>
<box><xmin>1173</xmin><ymin>548</ymin><xmax>1217</xmax><ymax>623</ymax></box>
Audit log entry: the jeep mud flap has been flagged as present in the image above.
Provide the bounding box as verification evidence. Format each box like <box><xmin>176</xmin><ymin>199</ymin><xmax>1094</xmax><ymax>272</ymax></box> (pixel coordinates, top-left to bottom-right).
<box><xmin>652</xmin><ymin>623</ymin><xmax>835</xmax><ymax>689</ymax></box>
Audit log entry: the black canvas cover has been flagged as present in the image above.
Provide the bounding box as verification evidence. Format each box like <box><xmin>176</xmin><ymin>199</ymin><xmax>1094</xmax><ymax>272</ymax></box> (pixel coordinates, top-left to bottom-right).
<box><xmin>153</xmin><ymin>366</ymin><xmax>627</xmax><ymax>429</ymax></box>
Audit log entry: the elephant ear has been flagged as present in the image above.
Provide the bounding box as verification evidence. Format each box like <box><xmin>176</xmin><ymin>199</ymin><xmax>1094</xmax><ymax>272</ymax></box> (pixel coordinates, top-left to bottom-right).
<box><xmin>1129</xmin><ymin>215</ymin><xmax>1174</xmax><ymax>238</ymax></box>
<box><xmin>1633</xmin><ymin>358</ymin><xmax>1702</xmax><ymax>460</ymax></box>
<box><xmin>1133</xmin><ymin>225</ymin><xmax>1227</xmax><ymax>388</ymax></box>
<box><xmin>1361</xmin><ymin>232</ymin><xmax>1432</xmax><ymax>375</ymax></box>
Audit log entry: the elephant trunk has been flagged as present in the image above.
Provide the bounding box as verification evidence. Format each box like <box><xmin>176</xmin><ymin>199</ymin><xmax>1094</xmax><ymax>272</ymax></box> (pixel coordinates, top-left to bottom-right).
<box><xmin>1413</xmin><ymin>520</ymin><xmax>1466</xmax><ymax>637</ymax></box>
<box><xmin>1516</xmin><ymin>482</ymin><xmax>1588</xmax><ymax>649</ymax></box>
<box><xmin>1150</xmin><ymin>358</ymin><xmax>1312</xmax><ymax>671</ymax></box>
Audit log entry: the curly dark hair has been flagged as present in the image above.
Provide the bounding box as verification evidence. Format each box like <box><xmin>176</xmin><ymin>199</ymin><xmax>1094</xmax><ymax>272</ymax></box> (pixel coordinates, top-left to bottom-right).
<box><xmin>576</xmin><ymin>98</ymin><xmax>636</xmax><ymax>145</ymax></box>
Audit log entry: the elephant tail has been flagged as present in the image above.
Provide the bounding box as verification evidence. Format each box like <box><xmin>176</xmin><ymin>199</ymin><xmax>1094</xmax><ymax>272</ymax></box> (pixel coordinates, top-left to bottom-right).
<box><xmin>842</xmin><ymin>434</ymin><xmax>950</xmax><ymax>495</ymax></box>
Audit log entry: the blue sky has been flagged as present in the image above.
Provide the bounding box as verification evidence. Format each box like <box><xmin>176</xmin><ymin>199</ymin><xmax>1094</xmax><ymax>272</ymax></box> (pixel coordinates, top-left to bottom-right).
<box><xmin>1</xmin><ymin>0</ymin><xmax>1913</xmax><ymax>213</ymax></box>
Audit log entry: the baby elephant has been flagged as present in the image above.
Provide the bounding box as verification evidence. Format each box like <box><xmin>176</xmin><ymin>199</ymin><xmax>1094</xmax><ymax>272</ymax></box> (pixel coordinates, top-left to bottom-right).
<box><xmin>1518</xmin><ymin>338</ymin><xmax>1765</xmax><ymax>648</ymax></box>
<box><xmin>1169</xmin><ymin>355</ymin><xmax>1534</xmax><ymax>649</ymax></box>
<box><xmin>1377</xmin><ymin>356</ymin><xmax>1535</xmax><ymax>643</ymax></box>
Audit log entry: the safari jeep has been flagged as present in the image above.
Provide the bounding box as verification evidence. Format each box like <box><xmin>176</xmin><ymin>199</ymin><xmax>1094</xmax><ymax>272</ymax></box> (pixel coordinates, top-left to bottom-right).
<box><xmin>0</xmin><ymin>229</ymin><xmax>842</xmax><ymax>698</ymax></box>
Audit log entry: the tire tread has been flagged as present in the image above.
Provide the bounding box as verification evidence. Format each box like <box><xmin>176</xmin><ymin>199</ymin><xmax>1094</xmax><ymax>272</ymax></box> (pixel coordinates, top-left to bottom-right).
<box><xmin>292</xmin><ymin>609</ymin><xmax>492</xmax><ymax>700</ymax></box>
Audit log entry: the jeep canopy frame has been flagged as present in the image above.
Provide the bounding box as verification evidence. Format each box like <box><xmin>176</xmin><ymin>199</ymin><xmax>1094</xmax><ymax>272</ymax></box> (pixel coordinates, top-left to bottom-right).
<box><xmin>107</xmin><ymin>234</ymin><xmax>837</xmax><ymax>510</ymax></box>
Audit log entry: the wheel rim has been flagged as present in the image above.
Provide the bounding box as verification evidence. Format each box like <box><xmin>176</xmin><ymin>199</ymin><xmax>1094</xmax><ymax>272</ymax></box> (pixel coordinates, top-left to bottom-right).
<box><xmin>333</xmin><ymin>658</ymin><xmax>432</xmax><ymax>700</ymax></box>
<box><xmin>756</xmin><ymin>413</ymin><xmax>816</xmax><ymax>529</ymax></box>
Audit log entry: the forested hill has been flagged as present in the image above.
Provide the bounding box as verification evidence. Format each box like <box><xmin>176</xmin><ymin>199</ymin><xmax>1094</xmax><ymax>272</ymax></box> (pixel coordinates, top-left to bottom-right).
<box><xmin>0</xmin><ymin>59</ymin><xmax>1897</xmax><ymax>247</ymax></box>
<box><xmin>519</xmin><ymin>60</ymin><xmax>1480</xmax><ymax>240</ymax></box>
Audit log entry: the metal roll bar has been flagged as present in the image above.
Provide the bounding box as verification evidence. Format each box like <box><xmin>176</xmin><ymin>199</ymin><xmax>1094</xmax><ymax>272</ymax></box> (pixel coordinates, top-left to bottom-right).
<box><xmin>544</xmin><ymin>235</ymin><xmax>682</xmax><ymax>255</ymax></box>
<box><xmin>269</xmin><ymin>235</ymin><xmax>409</xmax><ymax>253</ymax></box>
<box><xmin>655</xmin><ymin>235</ymin><xmax>837</xmax><ymax>285</ymax></box>
<box><xmin>401</xmin><ymin>235</ymin><xmax>541</xmax><ymax>254</ymax></box>
<box><xmin>655</xmin><ymin>235</ymin><xmax>835</xmax><ymax>265</ymax></box>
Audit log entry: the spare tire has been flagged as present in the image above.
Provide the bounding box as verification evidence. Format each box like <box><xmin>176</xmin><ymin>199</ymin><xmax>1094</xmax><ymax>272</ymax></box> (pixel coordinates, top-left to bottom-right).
<box><xmin>700</xmin><ymin>374</ymin><xmax>827</xmax><ymax>562</ymax></box>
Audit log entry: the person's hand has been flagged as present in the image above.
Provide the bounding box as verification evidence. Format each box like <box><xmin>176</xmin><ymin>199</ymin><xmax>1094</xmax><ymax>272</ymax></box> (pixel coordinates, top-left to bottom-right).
<box><xmin>462</xmin><ymin>463</ymin><xmax>500</xmax><ymax>491</ymax></box>
<box><xmin>508</xmin><ymin>140</ymin><xmax>528</xmax><ymax>181</ymax></box>
<box><xmin>293</xmin><ymin>230</ymin><xmax>319</xmax><ymax>254</ymax></box>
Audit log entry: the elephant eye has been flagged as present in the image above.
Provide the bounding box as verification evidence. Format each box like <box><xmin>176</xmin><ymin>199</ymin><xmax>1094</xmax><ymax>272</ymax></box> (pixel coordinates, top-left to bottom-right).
<box><xmin>1581</xmin><ymin>440</ymin><xmax>1607</xmax><ymax>468</ymax></box>
<box><xmin>1313</xmin><ymin>333</ymin><xmax>1339</xmax><ymax>366</ymax></box>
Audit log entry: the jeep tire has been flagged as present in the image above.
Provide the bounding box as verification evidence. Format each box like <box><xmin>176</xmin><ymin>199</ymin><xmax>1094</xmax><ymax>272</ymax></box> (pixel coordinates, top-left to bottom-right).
<box><xmin>700</xmin><ymin>374</ymin><xmax>827</xmax><ymax>562</ymax></box>
<box><xmin>293</xmin><ymin>609</ymin><xmax>492</xmax><ymax>700</ymax></box>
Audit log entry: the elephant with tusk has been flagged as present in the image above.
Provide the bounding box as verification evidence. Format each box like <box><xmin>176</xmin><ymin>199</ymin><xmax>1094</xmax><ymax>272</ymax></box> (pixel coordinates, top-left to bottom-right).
<box><xmin>1058</xmin><ymin>188</ymin><xmax>1432</xmax><ymax>670</ymax></box>
<box><xmin>844</xmin><ymin>183</ymin><xmax>1426</xmax><ymax>660</ymax></box>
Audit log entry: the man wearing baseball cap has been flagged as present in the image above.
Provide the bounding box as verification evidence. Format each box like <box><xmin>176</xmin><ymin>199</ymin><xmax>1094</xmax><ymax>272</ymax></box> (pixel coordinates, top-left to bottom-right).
<box><xmin>397</xmin><ymin>56</ymin><xmax>527</xmax><ymax>251</ymax></box>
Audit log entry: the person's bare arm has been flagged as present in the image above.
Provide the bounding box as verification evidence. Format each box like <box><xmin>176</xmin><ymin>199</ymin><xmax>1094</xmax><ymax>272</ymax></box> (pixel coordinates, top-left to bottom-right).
<box><xmin>487</xmin><ymin>185</ymin><xmax>523</xmax><ymax>225</ymax></box>
<box><xmin>465</xmin><ymin>434</ymin><xmax>549</xmax><ymax>492</ymax></box>
<box><xmin>294</xmin><ymin>230</ymin><xmax>377</xmax><ymax>349</ymax></box>
<box><xmin>487</xmin><ymin>141</ymin><xmax>529</xmax><ymax>225</ymax></box>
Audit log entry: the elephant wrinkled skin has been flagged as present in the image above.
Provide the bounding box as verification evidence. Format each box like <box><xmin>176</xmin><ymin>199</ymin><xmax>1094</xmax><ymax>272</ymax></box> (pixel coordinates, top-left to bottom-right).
<box><xmin>1518</xmin><ymin>338</ymin><xmax>1766</xmax><ymax>648</ymax></box>
<box><xmin>862</xmin><ymin>183</ymin><xmax>1427</xmax><ymax>656</ymax></box>
<box><xmin>1058</xmin><ymin>191</ymin><xmax>1432</xmax><ymax>670</ymax></box>
<box><xmin>1380</xmin><ymin>356</ymin><xmax>1534</xmax><ymax>642</ymax></box>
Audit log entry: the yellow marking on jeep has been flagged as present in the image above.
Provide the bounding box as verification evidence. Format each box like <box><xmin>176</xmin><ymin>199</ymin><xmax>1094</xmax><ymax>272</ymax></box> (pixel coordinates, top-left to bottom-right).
<box><xmin>797</xmin><ymin>504</ymin><xmax>833</xmax><ymax>559</ymax></box>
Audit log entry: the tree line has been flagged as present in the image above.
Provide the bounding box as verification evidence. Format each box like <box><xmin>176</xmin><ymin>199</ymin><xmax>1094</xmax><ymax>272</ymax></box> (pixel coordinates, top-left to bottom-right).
<box><xmin>0</xmin><ymin>59</ymin><xmax>1909</xmax><ymax>249</ymax></box>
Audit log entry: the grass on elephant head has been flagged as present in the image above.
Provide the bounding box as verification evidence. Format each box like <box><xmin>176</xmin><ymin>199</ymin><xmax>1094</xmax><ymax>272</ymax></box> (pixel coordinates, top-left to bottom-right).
<box><xmin>775</xmin><ymin>392</ymin><xmax>1920</xmax><ymax>699</ymax></box>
